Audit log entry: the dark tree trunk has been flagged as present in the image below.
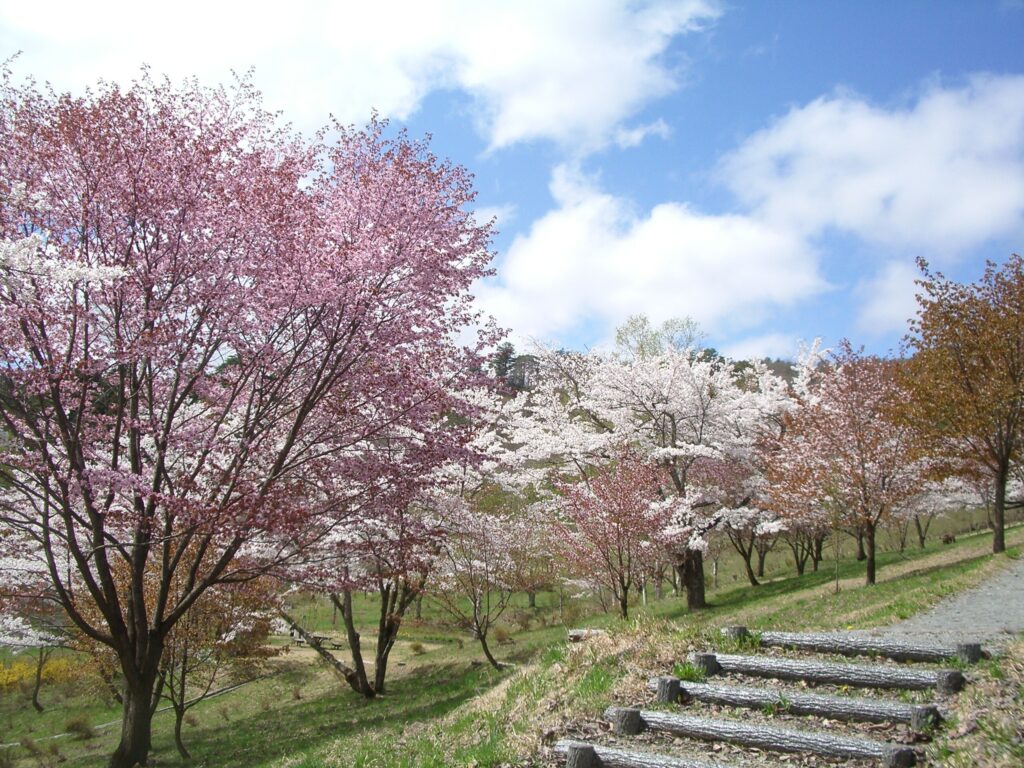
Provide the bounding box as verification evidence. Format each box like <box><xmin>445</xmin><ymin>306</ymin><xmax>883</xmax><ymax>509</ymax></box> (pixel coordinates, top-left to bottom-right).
<box><xmin>415</xmin><ymin>594</ymin><xmax>423</xmax><ymax>620</ymax></box>
<box><xmin>726</xmin><ymin>529</ymin><xmax>759</xmax><ymax>587</ymax></box>
<box><xmin>332</xmin><ymin>592</ymin><xmax>374</xmax><ymax>697</ymax></box>
<box><xmin>741</xmin><ymin>554</ymin><xmax>760</xmax><ymax>587</ymax></box>
<box><xmin>756</xmin><ymin>547</ymin><xmax>768</xmax><ymax>579</ymax></box>
<box><xmin>31</xmin><ymin>647</ymin><xmax>49</xmax><ymax>713</ymax></box>
<box><xmin>109</xmin><ymin>666</ymin><xmax>161</xmax><ymax>768</ymax></box>
<box><xmin>994</xmin><ymin>462</ymin><xmax>1008</xmax><ymax>554</ymax></box>
<box><xmin>478</xmin><ymin>632</ymin><xmax>502</xmax><ymax>669</ymax></box>
<box><xmin>786</xmin><ymin>536</ymin><xmax>808</xmax><ymax>576</ymax></box>
<box><xmin>372</xmin><ymin>578</ymin><xmax>422</xmax><ymax>694</ymax></box>
<box><xmin>854</xmin><ymin>529</ymin><xmax>866</xmax><ymax>561</ymax></box>
<box><xmin>864</xmin><ymin>523</ymin><xmax>877</xmax><ymax>586</ymax></box>
<box><xmin>680</xmin><ymin>550</ymin><xmax>707</xmax><ymax>610</ymax></box>
<box><xmin>913</xmin><ymin>514</ymin><xmax>927</xmax><ymax>549</ymax></box>
<box><xmin>618</xmin><ymin>588</ymin><xmax>629</xmax><ymax>619</ymax></box>
<box><xmin>812</xmin><ymin>535</ymin><xmax>825</xmax><ymax>571</ymax></box>
<box><xmin>173</xmin><ymin>704</ymin><xmax>191</xmax><ymax>760</ymax></box>
<box><xmin>527</xmin><ymin>591</ymin><xmax>536</xmax><ymax>609</ymax></box>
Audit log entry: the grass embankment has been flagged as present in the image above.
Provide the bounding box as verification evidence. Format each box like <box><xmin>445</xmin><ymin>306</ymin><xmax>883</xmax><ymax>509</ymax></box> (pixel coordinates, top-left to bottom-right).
<box><xmin>2</xmin><ymin>522</ymin><xmax>1022</xmax><ymax>767</ymax></box>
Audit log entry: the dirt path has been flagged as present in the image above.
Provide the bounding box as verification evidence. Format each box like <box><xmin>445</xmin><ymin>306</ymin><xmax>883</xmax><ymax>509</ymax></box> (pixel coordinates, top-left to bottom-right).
<box><xmin>857</xmin><ymin>553</ymin><xmax>1024</xmax><ymax>648</ymax></box>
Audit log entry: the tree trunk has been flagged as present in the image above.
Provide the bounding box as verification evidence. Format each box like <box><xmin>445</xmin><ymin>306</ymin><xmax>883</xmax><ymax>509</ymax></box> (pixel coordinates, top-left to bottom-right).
<box><xmin>618</xmin><ymin>590</ymin><xmax>629</xmax><ymax>619</ymax></box>
<box><xmin>331</xmin><ymin>592</ymin><xmax>374</xmax><ymax>697</ymax></box>
<box><xmin>740</xmin><ymin>551</ymin><xmax>760</xmax><ymax>587</ymax></box>
<box><xmin>371</xmin><ymin>578</ymin><xmax>422</xmax><ymax>694</ymax></box>
<box><xmin>173</xmin><ymin>705</ymin><xmax>191</xmax><ymax>760</ymax></box>
<box><xmin>855</xmin><ymin>529</ymin><xmax>866</xmax><ymax>561</ymax></box>
<box><xmin>279</xmin><ymin>607</ymin><xmax>367</xmax><ymax>696</ymax></box>
<box><xmin>109</xmin><ymin>669</ymin><xmax>160</xmax><ymax>768</ymax></box>
<box><xmin>527</xmin><ymin>591</ymin><xmax>536</xmax><ymax>609</ymax></box>
<box><xmin>680</xmin><ymin>550</ymin><xmax>706</xmax><ymax>610</ymax></box>
<box><xmin>31</xmin><ymin>647</ymin><xmax>49</xmax><ymax>713</ymax></box>
<box><xmin>478</xmin><ymin>631</ymin><xmax>502</xmax><ymax>669</ymax></box>
<box><xmin>756</xmin><ymin>547</ymin><xmax>768</xmax><ymax>579</ymax></box>
<box><xmin>994</xmin><ymin>463</ymin><xmax>1008</xmax><ymax>554</ymax></box>
<box><xmin>914</xmin><ymin>515</ymin><xmax>927</xmax><ymax>549</ymax></box>
<box><xmin>865</xmin><ymin>523</ymin><xmax>877</xmax><ymax>586</ymax></box>
<box><xmin>812</xmin><ymin>535</ymin><xmax>824</xmax><ymax>571</ymax></box>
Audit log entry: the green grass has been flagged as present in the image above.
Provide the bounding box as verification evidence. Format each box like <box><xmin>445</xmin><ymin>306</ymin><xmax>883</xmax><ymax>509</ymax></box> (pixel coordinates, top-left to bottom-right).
<box><xmin>3</xmin><ymin>512</ymin><xmax>1023</xmax><ymax>767</ymax></box>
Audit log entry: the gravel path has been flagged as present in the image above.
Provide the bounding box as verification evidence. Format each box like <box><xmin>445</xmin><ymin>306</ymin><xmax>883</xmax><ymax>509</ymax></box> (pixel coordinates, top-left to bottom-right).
<box><xmin>854</xmin><ymin>554</ymin><xmax>1024</xmax><ymax>649</ymax></box>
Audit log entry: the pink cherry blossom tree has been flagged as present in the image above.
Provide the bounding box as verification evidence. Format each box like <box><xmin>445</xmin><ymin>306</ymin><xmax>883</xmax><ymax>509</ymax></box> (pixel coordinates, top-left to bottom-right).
<box><xmin>556</xmin><ymin>452</ymin><xmax>671</xmax><ymax>618</ymax></box>
<box><xmin>766</xmin><ymin>343</ymin><xmax>928</xmax><ymax>585</ymax></box>
<box><xmin>511</xmin><ymin>335</ymin><xmax>792</xmax><ymax>610</ymax></box>
<box><xmin>0</xmin><ymin>69</ymin><xmax>493</xmax><ymax>768</ymax></box>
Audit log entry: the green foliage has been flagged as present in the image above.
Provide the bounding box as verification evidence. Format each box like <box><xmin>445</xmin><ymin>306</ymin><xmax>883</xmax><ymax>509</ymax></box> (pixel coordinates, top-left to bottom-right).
<box><xmin>671</xmin><ymin>662</ymin><xmax>706</xmax><ymax>683</ymax></box>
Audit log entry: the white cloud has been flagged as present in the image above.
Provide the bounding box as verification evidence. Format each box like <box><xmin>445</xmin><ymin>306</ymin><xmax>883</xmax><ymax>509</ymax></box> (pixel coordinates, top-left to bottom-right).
<box><xmin>719</xmin><ymin>75</ymin><xmax>1024</xmax><ymax>255</ymax></box>
<box><xmin>720</xmin><ymin>333</ymin><xmax>801</xmax><ymax>362</ymax></box>
<box><xmin>473</xmin><ymin>204</ymin><xmax>517</xmax><ymax>231</ymax></box>
<box><xmin>476</xmin><ymin>165</ymin><xmax>825</xmax><ymax>342</ymax></box>
<box><xmin>0</xmin><ymin>0</ymin><xmax>720</xmax><ymax>151</ymax></box>
<box><xmin>855</xmin><ymin>260</ymin><xmax>921</xmax><ymax>337</ymax></box>
<box><xmin>614</xmin><ymin>118</ymin><xmax>671</xmax><ymax>149</ymax></box>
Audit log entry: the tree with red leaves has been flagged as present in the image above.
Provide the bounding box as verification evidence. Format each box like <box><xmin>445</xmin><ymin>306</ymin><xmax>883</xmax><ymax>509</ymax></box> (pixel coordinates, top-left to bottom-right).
<box><xmin>903</xmin><ymin>255</ymin><xmax>1024</xmax><ymax>554</ymax></box>
<box><xmin>0</xmin><ymin>69</ymin><xmax>493</xmax><ymax>768</ymax></box>
<box><xmin>557</xmin><ymin>453</ymin><xmax>670</xmax><ymax>619</ymax></box>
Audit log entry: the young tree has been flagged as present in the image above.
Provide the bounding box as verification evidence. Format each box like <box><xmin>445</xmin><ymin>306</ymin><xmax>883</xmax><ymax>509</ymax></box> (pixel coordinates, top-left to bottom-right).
<box><xmin>431</xmin><ymin>502</ymin><xmax>536</xmax><ymax>669</ymax></box>
<box><xmin>903</xmin><ymin>255</ymin><xmax>1024</xmax><ymax>553</ymax></box>
<box><xmin>0</xmin><ymin>71</ymin><xmax>492</xmax><ymax>767</ymax></box>
<box><xmin>768</xmin><ymin>344</ymin><xmax>927</xmax><ymax>585</ymax></box>
<box><xmin>556</xmin><ymin>453</ymin><xmax>670</xmax><ymax>618</ymax></box>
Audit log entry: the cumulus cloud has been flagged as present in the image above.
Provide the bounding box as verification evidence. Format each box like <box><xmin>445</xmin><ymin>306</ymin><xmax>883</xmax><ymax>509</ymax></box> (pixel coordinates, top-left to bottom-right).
<box><xmin>855</xmin><ymin>260</ymin><xmax>922</xmax><ymax>337</ymax></box>
<box><xmin>476</xmin><ymin>165</ymin><xmax>825</xmax><ymax>342</ymax></box>
<box><xmin>719</xmin><ymin>75</ymin><xmax>1024</xmax><ymax>255</ymax></box>
<box><xmin>0</xmin><ymin>0</ymin><xmax>720</xmax><ymax>151</ymax></box>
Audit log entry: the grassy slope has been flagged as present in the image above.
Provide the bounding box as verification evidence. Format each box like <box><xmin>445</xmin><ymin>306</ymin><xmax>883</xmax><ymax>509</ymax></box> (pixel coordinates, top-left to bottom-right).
<box><xmin>2</xmin><ymin>521</ymin><xmax>1022</xmax><ymax>768</ymax></box>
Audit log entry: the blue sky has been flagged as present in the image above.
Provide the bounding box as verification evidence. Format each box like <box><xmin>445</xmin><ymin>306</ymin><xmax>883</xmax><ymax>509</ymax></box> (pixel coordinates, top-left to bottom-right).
<box><xmin>2</xmin><ymin>0</ymin><xmax>1023</xmax><ymax>359</ymax></box>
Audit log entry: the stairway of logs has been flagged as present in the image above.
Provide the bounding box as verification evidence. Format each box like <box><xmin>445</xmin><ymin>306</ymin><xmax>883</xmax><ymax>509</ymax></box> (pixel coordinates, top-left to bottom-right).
<box><xmin>555</xmin><ymin>625</ymin><xmax>986</xmax><ymax>768</ymax></box>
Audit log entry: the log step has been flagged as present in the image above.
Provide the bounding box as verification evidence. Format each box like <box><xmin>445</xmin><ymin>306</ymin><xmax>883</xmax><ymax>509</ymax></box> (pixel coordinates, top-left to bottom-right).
<box><xmin>553</xmin><ymin>739</ymin><xmax>734</xmax><ymax>768</ymax></box>
<box><xmin>691</xmin><ymin>652</ymin><xmax>965</xmax><ymax>694</ymax></box>
<box><xmin>646</xmin><ymin>676</ymin><xmax>941</xmax><ymax>729</ymax></box>
<box><xmin>721</xmin><ymin>626</ymin><xmax>984</xmax><ymax>664</ymax></box>
<box><xmin>605</xmin><ymin>707</ymin><xmax>917</xmax><ymax>767</ymax></box>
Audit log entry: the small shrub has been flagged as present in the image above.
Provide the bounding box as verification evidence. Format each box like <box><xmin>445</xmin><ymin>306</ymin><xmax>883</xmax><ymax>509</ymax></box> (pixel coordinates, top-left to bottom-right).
<box><xmin>493</xmin><ymin>626</ymin><xmax>513</xmax><ymax>645</ymax></box>
<box><xmin>292</xmin><ymin>686</ymin><xmax>302</xmax><ymax>700</ymax></box>
<box><xmin>64</xmin><ymin>714</ymin><xmax>95</xmax><ymax>740</ymax></box>
<box><xmin>409</xmin><ymin>642</ymin><xmax>426</xmax><ymax>655</ymax></box>
<box><xmin>185</xmin><ymin>712</ymin><xmax>199</xmax><ymax>727</ymax></box>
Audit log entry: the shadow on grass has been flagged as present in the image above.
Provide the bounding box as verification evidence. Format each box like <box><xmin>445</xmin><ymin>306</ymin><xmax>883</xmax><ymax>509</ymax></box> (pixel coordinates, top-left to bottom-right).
<box><xmin>133</xmin><ymin>662</ymin><xmax>505</xmax><ymax>768</ymax></box>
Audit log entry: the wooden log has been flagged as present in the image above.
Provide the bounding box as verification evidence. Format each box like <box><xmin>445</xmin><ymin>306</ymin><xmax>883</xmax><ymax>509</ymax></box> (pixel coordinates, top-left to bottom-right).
<box><xmin>696</xmin><ymin>652</ymin><xmax>965</xmax><ymax>693</ymax></box>
<box><xmin>655</xmin><ymin>676</ymin><xmax>681</xmax><ymax>704</ymax></box>
<box><xmin>554</xmin><ymin>740</ymin><xmax>733</xmax><ymax>768</ymax></box>
<box><xmin>611</xmin><ymin>707</ymin><xmax>645</xmax><ymax>735</ymax></box>
<box><xmin>606</xmin><ymin>708</ymin><xmax>917</xmax><ymax>768</ymax></box>
<box><xmin>747</xmin><ymin>629</ymin><xmax>985</xmax><ymax>664</ymax></box>
<box><xmin>565</xmin><ymin>743</ymin><xmax>597</xmax><ymax>768</ymax></box>
<box><xmin>646</xmin><ymin>677</ymin><xmax>941</xmax><ymax>729</ymax></box>
<box><xmin>568</xmin><ymin>629</ymin><xmax>609</xmax><ymax>642</ymax></box>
